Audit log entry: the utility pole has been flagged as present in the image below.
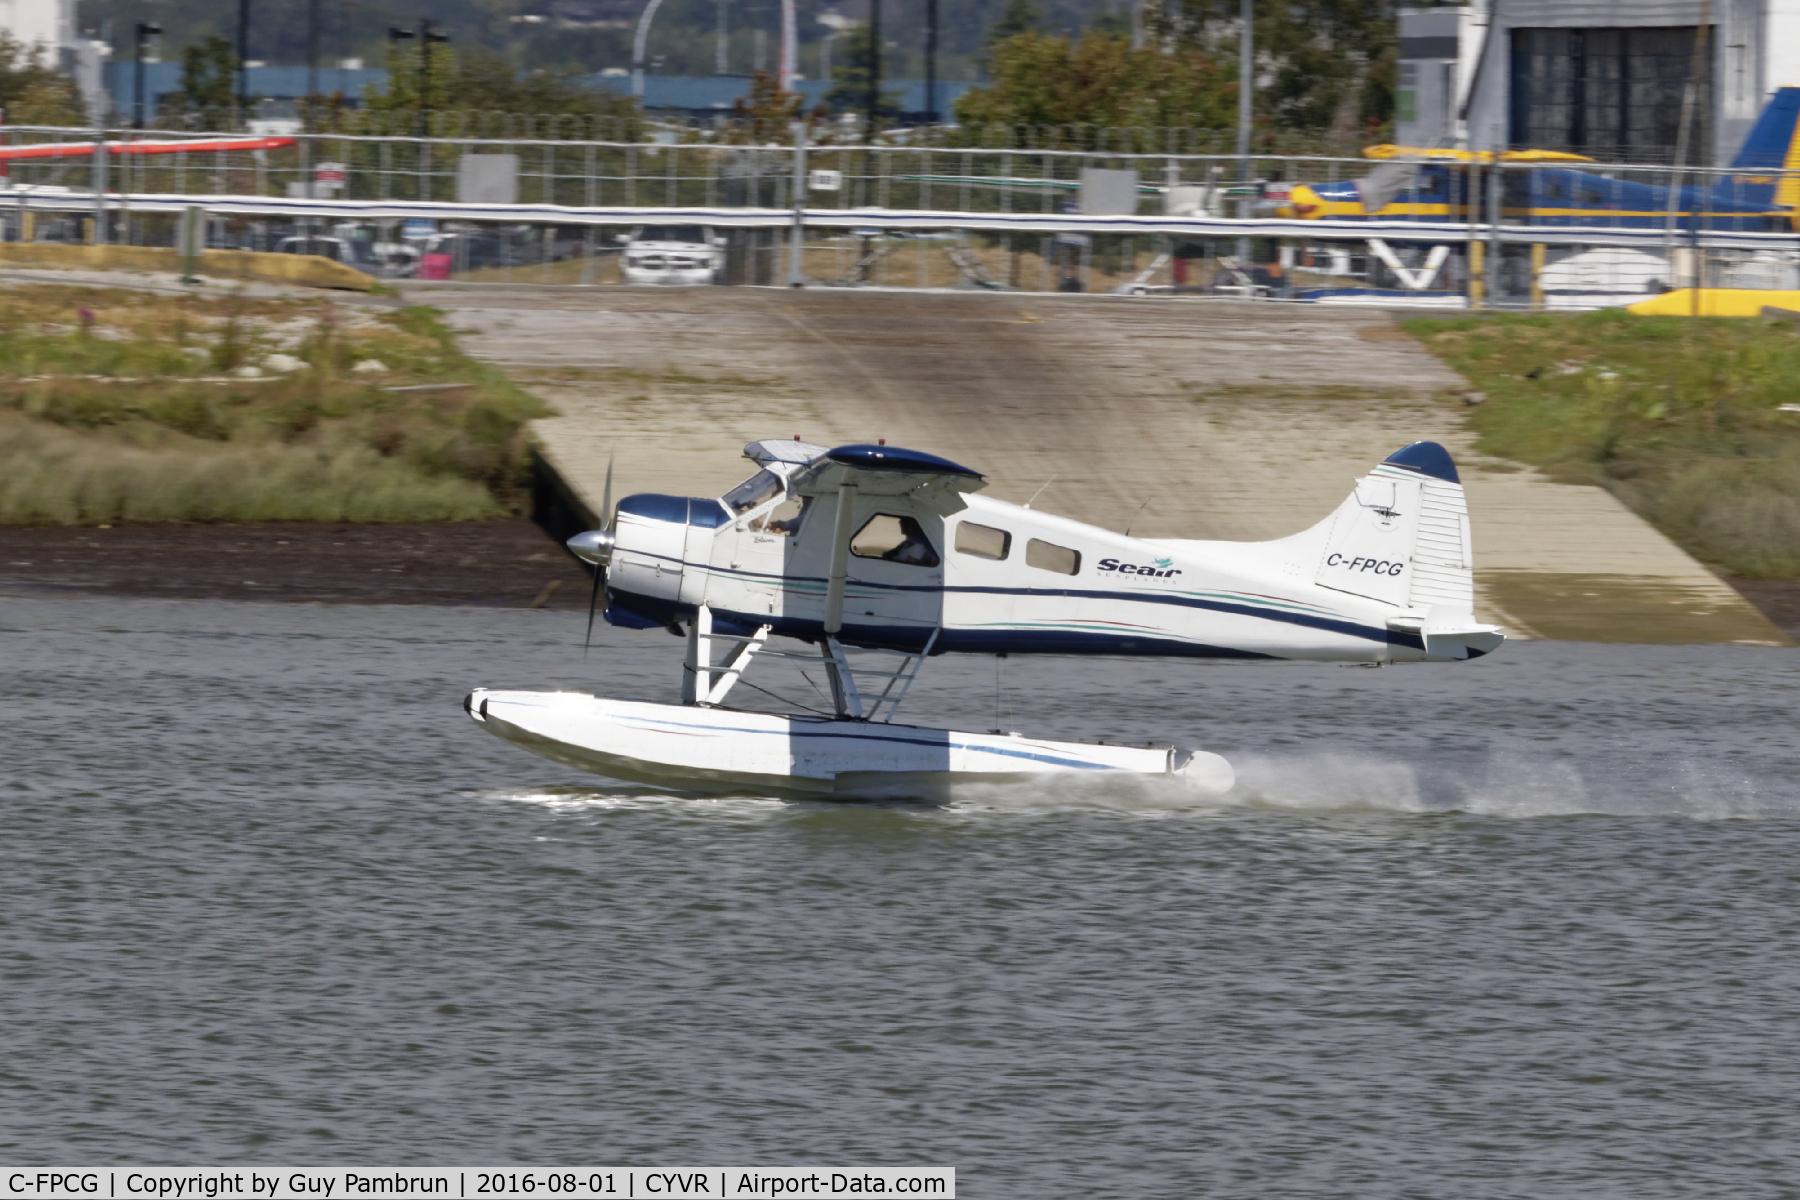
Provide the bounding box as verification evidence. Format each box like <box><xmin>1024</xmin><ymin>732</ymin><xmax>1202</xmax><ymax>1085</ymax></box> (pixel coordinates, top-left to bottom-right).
<box><xmin>924</xmin><ymin>0</ymin><xmax>938</xmax><ymax>123</ymax></box>
<box><xmin>1131</xmin><ymin>0</ymin><xmax>1144</xmax><ymax>51</ymax></box>
<box><xmin>420</xmin><ymin>18</ymin><xmax>449</xmax><ymax>131</ymax></box>
<box><xmin>1236</xmin><ymin>0</ymin><xmax>1253</xmax><ymax>270</ymax></box>
<box><xmin>788</xmin><ymin>118</ymin><xmax>807</xmax><ymax>286</ymax></box>
<box><xmin>307</xmin><ymin>0</ymin><xmax>320</xmax><ymax>101</ymax></box>
<box><xmin>715</xmin><ymin>0</ymin><xmax>728</xmax><ymax>75</ymax></box>
<box><xmin>236</xmin><ymin>0</ymin><xmax>251</xmax><ymax>121</ymax></box>
<box><xmin>134</xmin><ymin>21</ymin><xmax>160</xmax><ymax>130</ymax></box>
<box><xmin>779</xmin><ymin>0</ymin><xmax>796</xmax><ymax>93</ymax></box>
<box><xmin>1236</xmin><ymin>0</ymin><xmax>1252</xmax><ymax>180</ymax></box>
<box><xmin>865</xmin><ymin>0</ymin><xmax>881</xmax><ymax>142</ymax></box>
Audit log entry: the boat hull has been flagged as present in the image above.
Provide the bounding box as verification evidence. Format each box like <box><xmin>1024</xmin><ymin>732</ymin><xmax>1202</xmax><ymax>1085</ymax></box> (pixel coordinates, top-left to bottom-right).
<box><xmin>465</xmin><ymin>689</ymin><xmax>1234</xmax><ymax>799</ymax></box>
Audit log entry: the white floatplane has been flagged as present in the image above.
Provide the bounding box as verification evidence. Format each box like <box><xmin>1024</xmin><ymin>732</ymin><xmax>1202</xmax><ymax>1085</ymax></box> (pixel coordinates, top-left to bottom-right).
<box><xmin>466</xmin><ymin>438</ymin><xmax>1503</xmax><ymax>797</ymax></box>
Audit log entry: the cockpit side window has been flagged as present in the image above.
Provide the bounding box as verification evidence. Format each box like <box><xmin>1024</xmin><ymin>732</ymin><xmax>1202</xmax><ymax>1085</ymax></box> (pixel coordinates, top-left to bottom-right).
<box><xmin>850</xmin><ymin>513</ymin><xmax>940</xmax><ymax>567</ymax></box>
<box><xmin>723</xmin><ymin>469</ymin><xmax>784</xmax><ymax>515</ymax></box>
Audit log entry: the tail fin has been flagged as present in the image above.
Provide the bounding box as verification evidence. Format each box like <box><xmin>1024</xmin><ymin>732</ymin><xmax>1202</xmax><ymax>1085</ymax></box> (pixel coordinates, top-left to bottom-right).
<box><xmin>1725</xmin><ymin>86</ymin><xmax>1800</xmax><ymax>212</ymax></box>
<box><xmin>1309</xmin><ymin>442</ymin><xmax>1501</xmax><ymax>659</ymax></box>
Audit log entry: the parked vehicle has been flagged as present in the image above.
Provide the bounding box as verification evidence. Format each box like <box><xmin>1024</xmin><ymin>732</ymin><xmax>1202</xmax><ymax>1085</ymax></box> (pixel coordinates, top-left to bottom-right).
<box><xmin>621</xmin><ymin>225</ymin><xmax>723</xmax><ymax>286</ymax></box>
<box><xmin>272</xmin><ymin>235</ymin><xmax>381</xmax><ymax>274</ymax></box>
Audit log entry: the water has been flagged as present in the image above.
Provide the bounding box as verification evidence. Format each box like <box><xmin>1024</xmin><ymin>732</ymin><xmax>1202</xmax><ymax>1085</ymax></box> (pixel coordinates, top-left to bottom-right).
<box><xmin>4</xmin><ymin>594</ymin><xmax>1799</xmax><ymax>1195</ymax></box>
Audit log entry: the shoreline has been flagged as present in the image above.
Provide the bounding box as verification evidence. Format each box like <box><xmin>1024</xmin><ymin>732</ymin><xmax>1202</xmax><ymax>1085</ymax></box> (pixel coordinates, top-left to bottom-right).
<box><xmin>0</xmin><ymin>519</ymin><xmax>596</xmax><ymax>611</ymax></box>
<box><xmin>2</xmin><ymin>519</ymin><xmax>1796</xmax><ymax>639</ymax></box>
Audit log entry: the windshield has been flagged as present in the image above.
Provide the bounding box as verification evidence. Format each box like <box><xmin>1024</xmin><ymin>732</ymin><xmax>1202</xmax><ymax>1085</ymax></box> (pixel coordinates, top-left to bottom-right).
<box><xmin>722</xmin><ymin>470</ymin><xmax>783</xmax><ymax>514</ymax></box>
<box><xmin>636</xmin><ymin>225</ymin><xmax>708</xmax><ymax>245</ymax></box>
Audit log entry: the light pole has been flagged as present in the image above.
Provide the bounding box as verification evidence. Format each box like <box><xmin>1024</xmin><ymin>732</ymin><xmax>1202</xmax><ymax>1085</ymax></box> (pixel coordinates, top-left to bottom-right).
<box><xmin>236</xmin><ymin>0</ymin><xmax>251</xmax><ymax>120</ymax></box>
<box><xmin>134</xmin><ymin>21</ymin><xmax>161</xmax><ymax>129</ymax></box>
<box><xmin>307</xmin><ymin>0</ymin><xmax>320</xmax><ymax>101</ymax></box>
<box><xmin>1236</xmin><ymin>0</ymin><xmax>1252</xmax><ymax>181</ymax></box>
<box><xmin>865</xmin><ymin>0</ymin><xmax>881</xmax><ymax>142</ymax></box>
<box><xmin>1236</xmin><ymin>0</ymin><xmax>1253</xmax><ymax>271</ymax></box>
<box><xmin>924</xmin><ymin>0</ymin><xmax>938</xmax><ymax>123</ymax></box>
<box><xmin>420</xmin><ymin>18</ymin><xmax>449</xmax><ymax>135</ymax></box>
<box><xmin>632</xmin><ymin>0</ymin><xmax>667</xmax><ymax>99</ymax></box>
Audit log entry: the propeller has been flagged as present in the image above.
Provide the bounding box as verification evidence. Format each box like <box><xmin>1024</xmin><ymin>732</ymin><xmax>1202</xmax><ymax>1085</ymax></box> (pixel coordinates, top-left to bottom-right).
<box><xmin>566</xmin><ymin>450</ymin><xmax>616</xmax><ymax>656</ymax></box>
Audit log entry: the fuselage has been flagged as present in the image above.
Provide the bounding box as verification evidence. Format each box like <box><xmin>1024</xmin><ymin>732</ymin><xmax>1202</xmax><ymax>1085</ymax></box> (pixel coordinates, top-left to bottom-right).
<box><xmin>1285</xmin><ymin>166</ymin><xmax>1796</xmax><ymax>231</ymax></box>
<box><xmin>601</xmin><ymin>467</ymin><xmax>1472</xmax><ymax>665</ymax></box>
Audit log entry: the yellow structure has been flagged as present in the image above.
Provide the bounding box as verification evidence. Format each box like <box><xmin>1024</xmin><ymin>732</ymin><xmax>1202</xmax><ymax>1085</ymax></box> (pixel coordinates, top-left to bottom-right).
<box><xmin>1627</xmin><ymin>288</ymin><xmax>1800</xmax><ymax>317</ymax></box>
<box><xmin>1362</xmin><ymin>144</ymin><xmax>1595</xmax><ymax>163</ymax></box>
<box><xmin>0</xmin><ymin>242</ymin><xmax>374</xmax><ymax>292</ymax></box>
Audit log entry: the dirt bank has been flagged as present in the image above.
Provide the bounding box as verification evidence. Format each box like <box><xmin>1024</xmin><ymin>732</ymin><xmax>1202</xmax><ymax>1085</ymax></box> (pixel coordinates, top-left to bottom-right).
<box><xmin>0</xmin><ymin>519</ymin><xmax>594</xmax><ymax>609</ymax></box>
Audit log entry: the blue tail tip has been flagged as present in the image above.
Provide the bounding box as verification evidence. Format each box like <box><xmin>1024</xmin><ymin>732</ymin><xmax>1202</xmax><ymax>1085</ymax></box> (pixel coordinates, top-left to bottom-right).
<box><xmin>1384</xmin><ymin>440</ymin><xmax>1460</xmax><ymax>484</ymax></box>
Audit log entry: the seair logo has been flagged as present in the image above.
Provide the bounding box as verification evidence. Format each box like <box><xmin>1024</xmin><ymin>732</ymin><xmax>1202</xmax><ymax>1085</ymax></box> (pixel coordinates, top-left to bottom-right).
<box><xmin>1099</xmin><ymin>557</ymin><xmax>1182</xmax><ymax>578</ymax></box>
<box><xmin>1325</xmin><ymin>552</ymin><xmax>1406</xmax><ymax>577</ymax></box>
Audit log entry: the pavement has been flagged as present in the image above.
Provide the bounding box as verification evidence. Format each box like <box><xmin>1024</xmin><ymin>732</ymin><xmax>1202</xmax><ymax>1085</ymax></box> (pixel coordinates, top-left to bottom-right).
<box><xmin>419</xmin><ymin>284</ymin><xmax>1789</xmax><ymax>645</ymax></box>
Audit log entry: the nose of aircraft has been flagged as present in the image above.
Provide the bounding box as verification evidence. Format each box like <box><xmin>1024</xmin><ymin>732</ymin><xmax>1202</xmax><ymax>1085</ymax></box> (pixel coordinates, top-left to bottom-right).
<box><xmin>566</xmin><ymin>528</ymin><xmax>615</xmax><ymax>564</ymax></box>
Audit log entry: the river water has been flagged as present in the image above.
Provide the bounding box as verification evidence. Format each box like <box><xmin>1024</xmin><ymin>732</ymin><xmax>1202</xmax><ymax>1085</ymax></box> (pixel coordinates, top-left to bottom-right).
<box><xmin>4</xmin><ymin>595</ymin><xmax>1798</xmax><ymax>1196</ymax></box>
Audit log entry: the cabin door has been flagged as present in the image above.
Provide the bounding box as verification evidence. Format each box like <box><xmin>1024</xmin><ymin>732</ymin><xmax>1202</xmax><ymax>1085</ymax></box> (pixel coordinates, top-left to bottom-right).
<box><xmin>840</xmin><ymin>506</ymin><xmax>945</xmax><ymax>647</ymax></box>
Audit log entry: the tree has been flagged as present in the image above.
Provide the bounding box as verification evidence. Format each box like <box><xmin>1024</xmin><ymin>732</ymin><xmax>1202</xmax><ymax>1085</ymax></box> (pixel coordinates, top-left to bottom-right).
<box><xmin>360</xmin><ymin>45</ymin><xmax>639</xmax><ymax>127</ymax></box>
<box><xmin>1156</xmin><ymin>0</ymin><xmax>1399</xmax><ymax>144</ymax></box>
<box><xmin>954</xmin><ymin>31</ymin><xmax>1235</xmax><ymax>132</ymax></box>
<box><xmin>0</xmin><ymin>31</ymin><xmax>88</xmax><ymax>125</ymax></box>
<box><xmin>161</xmin><ymin>34</ymin><xmax>241</xmax><ymax>126</ymax></box>
<box><xmin>985</xmin><ymin>0</ymin><xmax>1043</xmax><ymax>60</ymax></box>
<box><xmin>822</xmin><ymin>24</ymin><xmax>902</xmax><ymax>125</ymax></box>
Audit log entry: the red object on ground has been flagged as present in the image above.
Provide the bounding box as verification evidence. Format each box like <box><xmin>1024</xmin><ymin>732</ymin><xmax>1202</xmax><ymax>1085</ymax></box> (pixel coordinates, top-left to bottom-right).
<box><xmin>1172</xmin><ymin>258</ymin><xmax>1189</xmax><ymax>285</ymax></box>
<box><xmin>418</xmin><ymin>253</ymin><xmax>454</xmax><ymax>281</ymax></box>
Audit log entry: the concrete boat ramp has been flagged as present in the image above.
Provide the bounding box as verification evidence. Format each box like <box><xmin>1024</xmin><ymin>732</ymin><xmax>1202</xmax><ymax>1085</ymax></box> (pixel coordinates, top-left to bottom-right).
<box><xmin>423</xmin><ymin>285</ymin><xmax>1786</xmax><ymax>645</ymax></box>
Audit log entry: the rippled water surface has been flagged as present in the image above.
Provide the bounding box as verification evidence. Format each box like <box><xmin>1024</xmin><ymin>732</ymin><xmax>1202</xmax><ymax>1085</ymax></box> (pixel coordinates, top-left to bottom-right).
<box><xmin>4</xmin><ymin>595</ymin><xmax>1799</xmax><ymax>1196</ymax></box>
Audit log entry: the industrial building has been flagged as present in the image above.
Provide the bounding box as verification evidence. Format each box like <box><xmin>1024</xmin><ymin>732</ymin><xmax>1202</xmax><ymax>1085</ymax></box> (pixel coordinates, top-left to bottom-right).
<box><xmin>1397</xmin><ymin>0</ymin><xmax>1800</xmax><ymax>163</ymax></box>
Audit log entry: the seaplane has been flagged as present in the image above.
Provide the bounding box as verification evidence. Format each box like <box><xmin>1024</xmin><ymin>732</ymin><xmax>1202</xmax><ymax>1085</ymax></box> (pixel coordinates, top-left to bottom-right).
<box><xmin>466</xmin><ymin>438</ymin><xmax>1503</xmax><ymax>798</ymax></box>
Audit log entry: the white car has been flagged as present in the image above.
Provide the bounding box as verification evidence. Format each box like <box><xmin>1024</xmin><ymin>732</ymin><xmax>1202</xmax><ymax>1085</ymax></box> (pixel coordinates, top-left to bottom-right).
<box><xmin>620</xmin><ymin>225</ymin><xmax>723</xmax><ymax>286</ymax></box>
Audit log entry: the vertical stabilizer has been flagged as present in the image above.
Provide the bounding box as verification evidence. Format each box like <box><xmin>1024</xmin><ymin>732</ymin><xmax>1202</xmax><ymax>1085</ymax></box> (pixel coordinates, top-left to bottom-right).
<box><xmin>1310</xmin><ymin>441</ymin><xmax>1497</xmax><ymax>659</ymax></box>
<box><xmin>1724</xmin><ymin>86</ymin><xmax>1800</xmax><ymax>213</ymax></box>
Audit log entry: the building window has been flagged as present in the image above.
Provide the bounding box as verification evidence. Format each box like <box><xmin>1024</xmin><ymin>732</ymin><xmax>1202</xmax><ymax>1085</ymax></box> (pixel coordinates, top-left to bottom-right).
<box><xmin>1509</xmin><ymin>26</ymin><xmax>1712</xmax><ymax>163</ymax></box>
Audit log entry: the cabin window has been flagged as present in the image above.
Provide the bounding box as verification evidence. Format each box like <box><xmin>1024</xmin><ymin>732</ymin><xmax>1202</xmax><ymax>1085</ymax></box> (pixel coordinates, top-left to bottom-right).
<box><xmin>954</xmin><ymin>522</ymin><xmax>1011</xmax><ymax>561</ymax></box>
<box><xmin>1579</xmin><ymin>187</ymin><xmax>1605</xmax><ymax>205</ymax></box>
<box><xmin>1026</xmin><ymin>539</ymin><xmax>1080</xmax><ymax>575</ymax></box>
<box><xmin>722</xmin><ymin>470</ymin><xmax>784</xmax><ymax>515</ymax></box>
<box><xmin>749</xmin><ymin>494</ymin><xmax>811</xmax><ymax>536</ymax></box>
<box><xmin>850</xmin><ymin>514</ymin><xmax>940</xmax><ymax>567</ymax></box>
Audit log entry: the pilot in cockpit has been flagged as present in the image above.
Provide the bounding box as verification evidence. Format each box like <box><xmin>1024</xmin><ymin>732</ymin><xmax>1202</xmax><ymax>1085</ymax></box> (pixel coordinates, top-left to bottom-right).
<box><xmin>727</xmin><ymin>470</ymin><xmax>811</xmax><ymax>537</ymax></box>
<box><xmin>881</xmin><ymin>517</ymin><xmax>940</xmax><ymax>567</ymax></box>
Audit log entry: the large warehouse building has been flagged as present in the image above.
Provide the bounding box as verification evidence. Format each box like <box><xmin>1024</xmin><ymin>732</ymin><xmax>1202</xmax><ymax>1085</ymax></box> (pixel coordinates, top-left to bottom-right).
<box><xmin>1397</xmin><ymin>0</ymin><xmax>1800</xmax><ymax>163</ymax></box>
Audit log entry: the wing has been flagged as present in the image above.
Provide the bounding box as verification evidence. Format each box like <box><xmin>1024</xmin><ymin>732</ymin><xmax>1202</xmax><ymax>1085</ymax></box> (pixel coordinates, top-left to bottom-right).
<box><xmin>796</xmin><ymin>443</ymin><xmax>988</xmax><ymax>508</ymax></box>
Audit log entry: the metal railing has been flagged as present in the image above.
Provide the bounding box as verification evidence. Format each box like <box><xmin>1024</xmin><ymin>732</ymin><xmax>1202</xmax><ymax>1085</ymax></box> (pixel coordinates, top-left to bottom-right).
<box><xmin>1</xmin><ymin>123</ymin><xmax>1793</xmax><ymax>307</ymax></box>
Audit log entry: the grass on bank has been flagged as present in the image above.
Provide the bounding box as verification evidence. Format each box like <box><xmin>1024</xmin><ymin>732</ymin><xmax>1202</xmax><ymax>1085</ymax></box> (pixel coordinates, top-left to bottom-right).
<box><xmin>1404</xmin><ymin>309</ymin><xmax>1800</xmax><ymax>578</ymax></box>
<box><xmin>0</xmin><ymin>285</ymin><xmax>547</xmax><ymax>524</ymax></box>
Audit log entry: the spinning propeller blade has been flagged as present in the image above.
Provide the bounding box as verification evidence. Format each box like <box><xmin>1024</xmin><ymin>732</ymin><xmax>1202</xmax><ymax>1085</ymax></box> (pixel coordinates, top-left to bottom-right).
<box><xmin>601</xmin><ymin>451</ymin><xmax>614</xmax><ymax>532</ymax></box>
<box><xmin>583</xmin><ymin>449</ymin><xmax>615</xmax><ymax>656</ymax></box>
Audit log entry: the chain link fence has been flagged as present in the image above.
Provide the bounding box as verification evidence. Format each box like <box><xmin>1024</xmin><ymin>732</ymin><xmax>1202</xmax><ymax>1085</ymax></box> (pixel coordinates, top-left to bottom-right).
<box><xmin>0</xmin><ymin>122</ymin><xmax>1793</xmax><ymax>308</ymax></box>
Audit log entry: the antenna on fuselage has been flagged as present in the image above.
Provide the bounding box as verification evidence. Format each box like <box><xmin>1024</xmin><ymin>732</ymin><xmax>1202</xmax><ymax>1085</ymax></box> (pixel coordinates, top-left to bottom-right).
<box><xmin>1023</xmin><ymin>475</ymin><xmax>1056</xmax><ymax>509</ymax></box>
<box><xmin>1124</xmin><ymin>498</ymin><xmax>1150</xmax><ymax>537</ymax></box>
